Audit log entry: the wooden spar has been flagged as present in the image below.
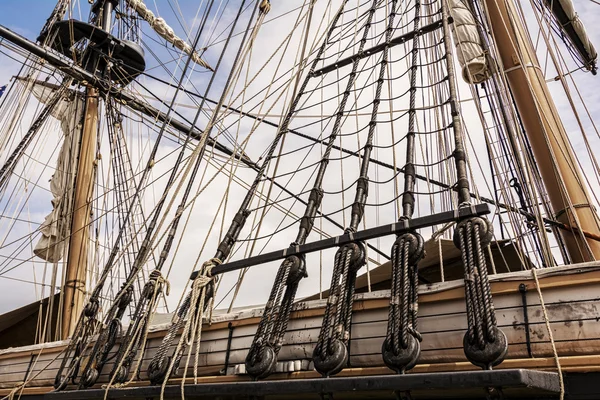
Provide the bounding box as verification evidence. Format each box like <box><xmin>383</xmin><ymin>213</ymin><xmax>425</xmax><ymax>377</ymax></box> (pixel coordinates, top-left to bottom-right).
<box><xmin>482</xmin><ymin>0</ymin><xmax>600</xmax><ymax>263</ymax></box>
<box><xmin>60</xmin><ymin>0</ymin><xmax>116</xmax><ymax>339</ymax></box>
<box><xmin>60</xmin><ymin>88</ymin><xmax>98</xmax><ymax>339</ymax></box>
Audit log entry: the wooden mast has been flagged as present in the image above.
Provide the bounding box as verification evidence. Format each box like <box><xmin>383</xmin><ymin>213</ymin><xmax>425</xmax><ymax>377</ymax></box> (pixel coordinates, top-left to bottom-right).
<box><xmin>61</xmin><ymin>88</ymin><xmax>97</xmax><ymax>339</ymax></box>
<box><xmin>482</xmin><ymin>0</ymin><xmax>600</xmax><ymax>263</ymax></box>
<box><xmin>60</xmin><ymin>1</ymin><xmax>114</xmax><ymax>339</ymax></box>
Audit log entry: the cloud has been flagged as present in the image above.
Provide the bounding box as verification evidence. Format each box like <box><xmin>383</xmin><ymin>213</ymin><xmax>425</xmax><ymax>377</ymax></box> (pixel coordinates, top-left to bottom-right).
<box><xmin>0</xmin><ymin>0</ymin><xmax>599</xmax><ymax>322</ymax></box>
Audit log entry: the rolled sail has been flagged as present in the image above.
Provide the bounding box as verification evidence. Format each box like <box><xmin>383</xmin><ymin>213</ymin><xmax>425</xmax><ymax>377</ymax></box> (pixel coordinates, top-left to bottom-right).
<box><xmin>448</xmin><ymin>0</ymin><xmax>490</xmax><ymax>84</ymax></box>
<box><xmin>125</xmin><ymin>0</ymin><xmax>213</xmax><ymax>70</ymax></box>
<box><xmin>22</xmin><ymin>80</ymin><xmax>82</xmax><ymax>262</ymax></box>
<box><xmin>541</xmin><ymin>0</ymin><xmax>598</xmax><ymax>73</ymax></box>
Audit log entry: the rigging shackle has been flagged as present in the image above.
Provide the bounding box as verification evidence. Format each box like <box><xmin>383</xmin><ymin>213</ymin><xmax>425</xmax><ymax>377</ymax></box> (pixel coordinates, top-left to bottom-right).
<box><xmin>454</xmin><ymin>216</ymin><xmax>508</xmax><ymax>369</ymax></box>
<box><xmin>382</xmin><ymin>231</ymin><xmax>424</xmax><ymax>374</ymax></box>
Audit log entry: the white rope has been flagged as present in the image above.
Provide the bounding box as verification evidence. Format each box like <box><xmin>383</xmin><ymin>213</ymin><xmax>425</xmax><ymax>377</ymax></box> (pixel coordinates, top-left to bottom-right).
<box><xmin>531</xmin><ymin>268</ymin><xmax>565</xmax><ymax>400</ymax></box>
<box><xmin>101</xmin><ymin>271</ymin><xmax>170</xmax><ymax>399</ymax></box>
<box><xmin>159</xmin><ymin>259</ymin><xmax>218</xmax><ymax>400</ymax></box>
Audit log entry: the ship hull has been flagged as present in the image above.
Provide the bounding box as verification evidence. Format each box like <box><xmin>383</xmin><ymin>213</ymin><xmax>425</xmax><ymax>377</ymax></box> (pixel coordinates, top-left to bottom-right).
<box><xmin>1</xmin><ymin>262</ymin><xmax>599</xmax><ymax>394</ymax></box>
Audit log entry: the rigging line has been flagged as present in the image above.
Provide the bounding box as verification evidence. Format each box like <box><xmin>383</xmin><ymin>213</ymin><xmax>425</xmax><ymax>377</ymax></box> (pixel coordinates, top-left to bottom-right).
<box><xmin>0</xmin><ymin>52</ymin><xmax>36</xmax><ymax>116</ymax></box>
<box><xmin>525</xmin><ymin>0</ymin><xmax>600</xmax><ymax>206</ymax></box>
<box><xmin>457</xmin><ymin>2</ymin><xmax>551</xmax><ymax>269</ymax></box>
<box><xmin>0</xmin><ymin>73</ymin><xmax>43</xmax><ymax>159</ymax></box>
<box><xmin>105</xmin><ymin>99</ymin><xmax>151</xmax><ymax>299</ymax></box>
<box><xmin>225</xmin><ymin>3</ymin><xmax>295</xmax><ymax>313</ymax></box>
<box><xmin>0</xmin><ymin>88</ymin><xmax>69</xmax><ymax>252</ymax></box>
<box><xmin>99</xmin><ymin>0</ymin><xmax>256</xmax><ymax>388</ymax></box>
<box><xmin>468</xmin><ymin>0</ymin><xmax>562</xmax><ymax>265</ymax></box>
<box><xmin>139</xmin><ymin>69</ymin><xmax>404</xmax><ymax>169</ymax></box>
<box><xmin>138</xmin><ymin>59</ymin><xmax>455</xmax><ymax>174</ymax></box>
<box><xmin>73</xmin><ymin>0</ymin><xmax>215</xmax><ymax>309</ymax></box>
<box><xmin>129</xmin><ymin>79</ymin><xmax>251</xmax><ymax>163</ymax></box>
<box><xmin>141</xmin><ymin>0</ymin><xmax>258</xmax><ymax>281</ymax></box>
<box><xmin>5</xmin><ymin>99</ymin><xmax>570</xmax><ymax>267</ymax></box>
<box><xmin>0</xmin><ymin>274</ymin><xmax>60</xmax><ymax>290</ymax></box>
<box><xmin>217</xmin><ymin>0</ymin><xmax>303</xmax><ymax>266</ymax></box>
<box><xmin>522</xmin><ymin>5</ymin><xmax>600</xmax><ymax>258</ymax></box>
<box><xmin>0</xmin><ymin>82</ymin><xmax>68</xmax><ymax>190</ymax></box>
<box><xmin>134</xmin><ymin>24</ymin><xmax>390</xmax><ymax>262</ymax></box>
<box><xmin>0</xmin><ymin>134</ymin><xmax>199</xmax><ymax>257</ymax></box>
<box><xmin>0</xmin><ymin>148</ymin><xmax>197</xmax><ymax>275</ymax></box>
<box><xmin>0</xmin><ymin>154</ymin><xmax>186</xmax><ymax>276</ymax></box>
<box><xmin>203</xmin><ymin>1</ymin><xmax>252</xmax><ymax>47</ymax></box>
<box><xmin>480</xmin><ymin>0</ymin><xmax>596</xmax><ymax>259</ymax></box>
<box><xmin>241</xmin><ymin>165</ymin><xmax>391</xmax><ymax>260</ymax></box>
<box><xmin>529</xmin><ymin>0</ymin><xmax>600</xmax><ymax>191</ymax></box>
<box><xmin>196</xmin><ymin>0</ymin><xmax>350</xmax><ymax>263</ymax></box>
<box><xmin>312</xmin><ymin>0</ymin><xmax>384</xmax><ymax>377</ymax></box>
<box><xmin>205</xmin><ymin>3</ymin><xmax>307</xmax><ymax>49</ymax></box>
<box><xmin>244</xmin><ymin>0</ymin><xmax>370</xmax><ymax>378</ymax></box>
<box><xmin>0</xmin><ymin>123</ymin><xmax>64</xmax><ymax>253</ymax></box>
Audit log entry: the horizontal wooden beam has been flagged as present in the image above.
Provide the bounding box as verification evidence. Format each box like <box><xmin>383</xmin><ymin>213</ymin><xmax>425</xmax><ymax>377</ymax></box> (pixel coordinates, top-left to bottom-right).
<box><xmin>191</xmin><ymin>204</ymin><xmax>490</xmax><ymax>279</ymax></box>
<box><xmin>40</xmin><ymin>369</ymin><xmax>559</xmax><ymax>399</ymax></box>
<box><xmin>311</xmin><ymin>18</ymin><xmax>445</xmax><ymax>77</ymax></box>
<box><xmin>6</xmin><ymin>355</ymin><xmax>600</xmax><ymax>398</ymax></box>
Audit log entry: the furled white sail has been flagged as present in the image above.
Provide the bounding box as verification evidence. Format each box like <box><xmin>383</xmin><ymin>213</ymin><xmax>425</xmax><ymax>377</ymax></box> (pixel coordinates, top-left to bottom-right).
<box><xmin>551</xmin><ymin>0</ymin><xmax>597</xmax><ymax>71</ymax></box>
<box><xmin>448</xmin><ymin>0</ymin><xmax>490</xmax><ymax>84</ymax></box>
<box><xmin>124</xmin><ymin>0</ymin><xmax>213</xmax><ymax>70</ymax></box>
<box><xmin>26</xmin><ymin>82</ymin><xmax>82</xmax><ymax>263</ymax></box>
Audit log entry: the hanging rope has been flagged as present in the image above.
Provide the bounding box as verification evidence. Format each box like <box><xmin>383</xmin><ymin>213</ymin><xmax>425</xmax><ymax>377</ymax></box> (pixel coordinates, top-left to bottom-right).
<box><xmin>146</xmin><ymin>0</ymin><xmax>303</xmax><ymax>385</ymax></box>
<box><xmin>531</xmin><ymin>268</ymin><xmax>565</xmax><ymax>400</ymax></box>
<box><xmin>312</xmin><ymin>0</ymin><xmax>386</xmax><ymax>377</ymax></box>
<box><xmin>102</xmin><ymin>0</ymin><xmax>261</xmax><ymax>386</ymax></box>
<box><xmin>244</xmin><ymin>0</ymin><xmax>349</xmax><ymax>380</ymax></box>
<box><xmin>455</xmin><ymin>216</ymin><xmax>507</xmax><ymax>368</ymax></box>
<box><xmin>382</xmin><ymin>231</ymin><xmax>424</xmax><ymax>373</ymax></box>
<box><xmin>107</xmin><ymin>270</ymin><xmax>169</xmax><ymax>384</ymax></box>
<box><xmin>382</xmin><ymin>0</ymin><xmax>425</xmax><ymax>375</ymax></box>
<box><xmin>74</xmin><ymin>2</ymin><xmax>218</xmax><ymax>388</ymax></box>
<box><xmin>146</xmin><ymin>258</ymin><xmax>219</xmax><ymax>385</ymax></box>
<box><xmin>54</xmin><ymin>0</ymin><xmax>218</xmax><ymax>388</ymax></box>
<box><xmin>245</xmin><ymin>254</ymin><xmax>306</xmax><ymax>378</ymax></box>
<box><xmin>441</xmin><ymin>1</ymin><xmax>508</xmax><ymax>370</ymax></box>
<box><xmin>313</xmin><ymin>241</ymin><xmax>366</xmax><ymax>376</ymax></box>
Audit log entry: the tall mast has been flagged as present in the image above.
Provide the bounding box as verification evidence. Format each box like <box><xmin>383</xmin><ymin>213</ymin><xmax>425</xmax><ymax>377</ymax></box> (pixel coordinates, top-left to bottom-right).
<box><xmin>61</xmin><ymin>0</ymin><xmax>115</xmax><ymax>339</ymax></box>
<box><xmin>482</xmin><ymin>0</ymin><xmax>600</xmax><ymax>263</ymax></box>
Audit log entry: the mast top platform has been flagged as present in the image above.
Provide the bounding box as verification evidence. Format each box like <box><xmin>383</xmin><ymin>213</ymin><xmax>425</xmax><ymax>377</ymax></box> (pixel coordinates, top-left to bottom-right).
<box><xmin>48</xmin><ymin>20</ymin><xmax>145</xmax><ymax>85</ymax></box>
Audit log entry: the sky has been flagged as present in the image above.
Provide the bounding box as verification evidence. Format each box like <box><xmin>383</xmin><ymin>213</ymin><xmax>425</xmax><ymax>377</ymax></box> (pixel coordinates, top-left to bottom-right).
<box><xmin>1</xmin><ymin>0</ymin><xmax>600</xmax><ymax>322</ymax></box>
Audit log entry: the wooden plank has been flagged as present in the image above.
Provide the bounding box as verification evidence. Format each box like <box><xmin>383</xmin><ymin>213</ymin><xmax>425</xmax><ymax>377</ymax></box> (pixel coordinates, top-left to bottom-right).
<box><xmin>3</xmin><ymin>353</ymin><xmax>600</xmax><ymax>394</ymax></box>
<box><xmin>2</xmin><ymin>265</ymin><xmax>599</xmax><ymax>389</ymax></box>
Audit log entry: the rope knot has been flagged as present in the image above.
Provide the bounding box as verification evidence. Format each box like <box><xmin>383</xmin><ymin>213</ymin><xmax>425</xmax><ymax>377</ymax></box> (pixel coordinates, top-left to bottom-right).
<box><xmin>148</xmin><ymin>269</ymin><xmax>171</xmax><ymax>296</ymax></box>
<box><xmin>259</xmin><ymin>0</ymin><xmax>271</xmax><ymax>14</ymax></box>
<box><xmin>200</xmin><ymin>257</ymin><xmax>222</xmax><ymax>278</ymax></box>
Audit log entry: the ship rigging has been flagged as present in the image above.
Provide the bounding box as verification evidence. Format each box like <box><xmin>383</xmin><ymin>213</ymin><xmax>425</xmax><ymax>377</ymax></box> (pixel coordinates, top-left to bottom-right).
<box><xmin>0</xmin><ymin>0</ymin><xmax>599</xmax><ymax>398</ymax></box>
